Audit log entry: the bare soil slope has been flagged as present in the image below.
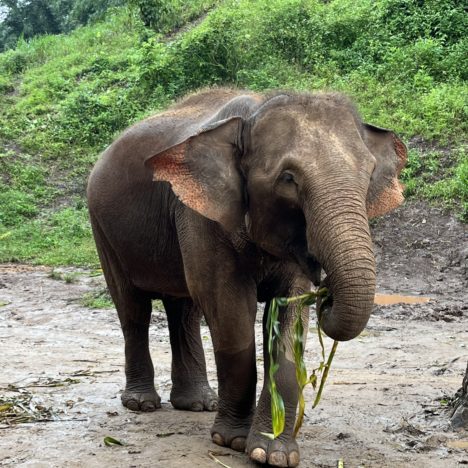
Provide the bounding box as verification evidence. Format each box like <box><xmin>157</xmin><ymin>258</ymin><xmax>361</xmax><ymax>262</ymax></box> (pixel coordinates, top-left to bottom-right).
<box><xmin>0</xmin><ymin>201</ymin><xmax>467</xmax><ymax>467</ymax></box>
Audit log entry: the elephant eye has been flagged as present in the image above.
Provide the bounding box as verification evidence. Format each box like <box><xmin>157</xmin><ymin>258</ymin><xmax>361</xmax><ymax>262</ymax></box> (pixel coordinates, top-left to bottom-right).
<box><xmin>279</xmin><ymin>171</ymin><xmax>296</xmax><ymax>184</ymax></box>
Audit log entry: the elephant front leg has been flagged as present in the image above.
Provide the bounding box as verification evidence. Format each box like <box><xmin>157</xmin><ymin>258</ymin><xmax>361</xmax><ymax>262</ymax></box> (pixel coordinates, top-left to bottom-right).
<box><xmin>210</xmin><ymin>342</ymin><xmax>257</xmax><ymax>452</ymax></box>
<box><xmin>247</xmin><ymin>297</ymin><xmax>309</xmax><ymax>468</ymax></box>
<box><xmin>200</xmin><ymin>286</ymin><xmax>258</xmax><ymax>452</ymax></box>
<box><xmin>163</xmin><ymin>297</ymin><xmax>218</xmax><ymax>412</ymax></box>
<box><xmin>176</xmin><ymin>214</ymin><xmax>258</xmax><ymax>452</ymax></box>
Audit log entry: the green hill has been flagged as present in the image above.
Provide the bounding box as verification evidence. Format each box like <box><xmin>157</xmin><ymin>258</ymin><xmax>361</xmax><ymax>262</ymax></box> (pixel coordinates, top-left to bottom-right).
<box><xmin>0</xmin><ymin>0</ymin><xmax>466</xmax><ymax>266</ymax></box>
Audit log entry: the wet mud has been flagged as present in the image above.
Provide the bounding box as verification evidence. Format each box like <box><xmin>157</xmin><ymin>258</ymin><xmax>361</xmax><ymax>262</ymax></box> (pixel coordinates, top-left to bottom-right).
<box><xmin>373</xmin><ymin>294</ymin><xmax>430</xmax><ymax>305</ymax></box>
<box><xmin>0</xmin><ymin>201</ymin><xmax>467</xmax><ymax>467</ymax></box>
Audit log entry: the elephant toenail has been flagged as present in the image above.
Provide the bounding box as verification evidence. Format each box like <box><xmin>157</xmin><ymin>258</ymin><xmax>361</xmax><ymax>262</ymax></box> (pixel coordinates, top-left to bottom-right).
<box><xmin>288</xmin><ymin>451</ymin><xmax>300</xmax><ymax>467</ymax></box>
<box><xmin>207</xmin><ymin>400</ymin><xmax>218</xmax><ymax>411</ymax></box>
<box><xmin>250</xmin><ymin>448</ymin><xmax>267</xmax><ymax>464</ymax></box>
<box><xmin>212</xmin><ymin>433</ymin><xmax>225</xmax><ymax>447</ymax></box>
<box><xmin>191</xmin><ymin>402</ymin><xmax>203</xmax><ymax>411</ymax></box>
<box><xmin>230</xmin><ymin>437</ymin><xmax>246</xmax><ymax>452</ymax></box>
<box><xmin>126</xmin><ymin>400</ymin><xmax>139</xmax><ymax>411</ymax></box>
<box><xmin>141</xmin><ymin>401</ymin><xmax>156</xmax><ymax>412</ymax></box>
<box><xmin>269</xmin><ymin>451</ymin><xmax>288</xmax><ymax>467</ymax></box>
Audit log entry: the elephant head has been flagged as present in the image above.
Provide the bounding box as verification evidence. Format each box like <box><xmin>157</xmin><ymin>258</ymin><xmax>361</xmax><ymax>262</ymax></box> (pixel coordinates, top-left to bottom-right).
<box><xmin>145</xmin><ymin>92</ymin><xmax>406</xmax><ymax>342</ymax></box>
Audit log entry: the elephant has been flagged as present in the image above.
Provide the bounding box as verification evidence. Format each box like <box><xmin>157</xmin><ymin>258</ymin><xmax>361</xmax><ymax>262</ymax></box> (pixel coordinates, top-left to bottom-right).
<box><xmin>87</xmin><ymin>88</ymin><xmax>406</xmax><ymax>467</ymax></box>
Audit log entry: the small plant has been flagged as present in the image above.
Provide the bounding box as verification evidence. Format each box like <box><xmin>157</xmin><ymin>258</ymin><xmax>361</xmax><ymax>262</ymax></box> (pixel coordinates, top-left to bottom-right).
<box><xmin>81</xmin><ymin>288</ymin><xmax>114</xmax><ymax>309</ymax></box>
<box><xmin>48</xmin><ymin>268</ymin><xmax>78</xmax><ymax>283</ymax></box>
<box><xmin>266</xmin><ymin>288</ymin><xmax>339</xmax><ymax>438</ymax></box>
<box><xmin>48</xmin><ymin>269</ymin><xmax>63</xmax><ymax>281</ymax></box>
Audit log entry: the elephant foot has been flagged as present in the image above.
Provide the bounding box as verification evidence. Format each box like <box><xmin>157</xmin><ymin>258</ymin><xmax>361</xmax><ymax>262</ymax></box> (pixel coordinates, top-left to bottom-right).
<box><xmin>211</xmin><ymin>415</ymin><xmax>252</xmax><ymax>452</ymax></box>
<box><xmin>121</xmin><ymin>388</ymin><xmax>161</xmax><ymax>412</ymax></box>
<box><xmin>170</xmin><ymin>382</ymin><xmax>218</xmax><ymax>412</ymax></box>
<box><xmin>246</xmin><ymin>431</ymin><xmax>300</xmax><ymax>467</ymax></box>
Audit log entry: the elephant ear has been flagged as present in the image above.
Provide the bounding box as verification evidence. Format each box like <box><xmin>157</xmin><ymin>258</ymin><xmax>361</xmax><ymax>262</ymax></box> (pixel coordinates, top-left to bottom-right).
<box><xmin>145</xmin><ymin>117</ymin><xmax>244</xmax><ymax>231</ymax></box>
<box><xmin>363</xmin><ymin>124</ymin><xmax>407</xmax><ymax>218</ymax></box>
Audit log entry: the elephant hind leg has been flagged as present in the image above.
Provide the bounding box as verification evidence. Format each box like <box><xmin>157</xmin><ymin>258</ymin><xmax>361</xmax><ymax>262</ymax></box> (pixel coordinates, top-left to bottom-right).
<box><xmin>90</xmin><ymin>214</ymin><xmax>161</xmax><ymax>412</ymax></box>
<box><xmin>163</xmin><ymin>297</ymin><xmax>218</xmax><ymax>412</ymax></box>
<box><xmin>116</xmin><ymin>289</ymin><xmax>160</xmax><ymax>412</ymax></box>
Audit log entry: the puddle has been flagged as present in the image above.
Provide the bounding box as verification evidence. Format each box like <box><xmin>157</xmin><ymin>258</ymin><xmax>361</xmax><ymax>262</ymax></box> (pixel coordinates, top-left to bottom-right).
<box><xmin>447</xmin><ymin>440</ymin><xmax>468</xmax><ymax>450</ymax></box>
<box><xmin>374</xmin><ymin>294</ymin><xmax>431</xmax><ymax>305</ymax></box>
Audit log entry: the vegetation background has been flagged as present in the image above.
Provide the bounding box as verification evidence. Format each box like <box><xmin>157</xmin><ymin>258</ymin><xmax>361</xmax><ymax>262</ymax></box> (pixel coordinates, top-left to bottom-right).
<box><xmin>0</xmin><ymin>0</ymin><xmax>466</xmax><ymax>267</ymax></box>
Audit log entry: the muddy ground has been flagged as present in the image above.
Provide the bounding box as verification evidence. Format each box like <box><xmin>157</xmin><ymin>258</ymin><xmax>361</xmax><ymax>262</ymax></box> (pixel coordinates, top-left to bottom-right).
<box><xmin>0</xmin><ymin>201</ymin><xmax>467</xmax><ymax>467</ymax></box>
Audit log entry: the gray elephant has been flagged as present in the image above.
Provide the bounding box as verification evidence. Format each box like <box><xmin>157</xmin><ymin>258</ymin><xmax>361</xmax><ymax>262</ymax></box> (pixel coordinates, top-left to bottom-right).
<box><xmin>87</xmin><ymin>88</ymin><xmax>406</xmax><ymax>467</ymax></box>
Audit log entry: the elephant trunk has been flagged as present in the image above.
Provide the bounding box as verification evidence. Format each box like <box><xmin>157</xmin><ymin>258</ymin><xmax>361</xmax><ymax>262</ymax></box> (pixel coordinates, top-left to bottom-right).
<box><xmin>305</xmin><ymin>180</ymin><xmax>376</xmax><ymax>341</ymax></box>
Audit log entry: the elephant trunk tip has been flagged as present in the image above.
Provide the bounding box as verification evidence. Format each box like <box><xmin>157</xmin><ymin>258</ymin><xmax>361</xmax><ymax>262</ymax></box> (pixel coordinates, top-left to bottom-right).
<box><xmin>317</xmin><ymin>285</ymin><xmax>375</xmax><ymax>342</ymax></box>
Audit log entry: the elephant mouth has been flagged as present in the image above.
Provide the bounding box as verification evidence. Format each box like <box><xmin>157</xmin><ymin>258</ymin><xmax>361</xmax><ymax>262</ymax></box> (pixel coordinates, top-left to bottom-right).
<box><xmin>294</xmin><ymin>252</ymin><xmax>322</xmax><ymax>286</ymax></box>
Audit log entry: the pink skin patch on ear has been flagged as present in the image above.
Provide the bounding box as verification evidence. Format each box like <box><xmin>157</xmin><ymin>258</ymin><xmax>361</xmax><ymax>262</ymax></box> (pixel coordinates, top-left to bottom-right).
<box><xmin>367</xmin><ymin>178</ymin><xmax>404</xmax><ymax>218</ymax></box>
<box><xmin>393</xmin><ymin>134</ymin><xmax>408</xmax><ymax>174</ymax></box>
<box><xmin>151</xmin><ymin>142</ymin><xmax>209</xmax><ymax>215</ymax></box>
<box><xmin>367</xmin><ymin>135</ymin><xmax>407</xmax><ymax>218</ymax></box>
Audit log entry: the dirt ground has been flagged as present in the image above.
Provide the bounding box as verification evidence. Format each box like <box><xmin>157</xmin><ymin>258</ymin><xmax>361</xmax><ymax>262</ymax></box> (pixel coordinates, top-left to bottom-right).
<box><xmin>0</xmin><ymin>201</ymin><xmax>467</xmax><ymax>467</ymax></box>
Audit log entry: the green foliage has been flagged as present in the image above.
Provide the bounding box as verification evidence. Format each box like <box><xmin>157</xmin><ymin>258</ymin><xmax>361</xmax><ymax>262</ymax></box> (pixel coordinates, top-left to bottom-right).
<box><xmin>128</xmin><ymin>0</ymin><xmax>220</xmax><ymax>34</ymax></box>
<box><xmin>129</xmin><ymin>0</ymin><xmax>176</xmax><ymax>31</ymax></box>
<box><xmin>0</xmin><ymin>206</ymin><xmax>98</xmax><ymax>265</ymax></box>
<box><xmin>0</xmin><ymin>0</ymin><xmax>126</xmax><ymax>51</ymax></box>
<box><xmin>0</xmin><ymin>150</ymin><xmax>54</xmax><ymax>226</ymax></box>
<box><xmin>402</xmin><ymin>145</ymin><xmax>467</xmax><ymax>221</ymax></box>
<box><xmin>265</xmin><ymin>298</ymin><xmax>285</xmax><ymax>439</ymax></box>
<box><xmin>48</xmin><ymin>269</ymin><xmax>79</xmax><ymax>283</ymax></box>
<box><xmin>266</xmin><ymin>289</ymin><xmax>337</xmax><ymax>439</ymax></box>
<box><xmin>0</xmin><ymin>0</ymin><xmax>466</xmax><ymax>266</ymax></box>
<box><xmin>81</xmin><ymin>288</ymin><xmax>114</xmax><ymax>308</ymax></box>
<box><xmin>378</xmin><ymin>0</ymin><xmax>466</xmax><ymax>45</ymax></box>
<box><xmin>133</xmin><ymin>0</ymin><xmax>466</xmax><ymax>141</ymax></box>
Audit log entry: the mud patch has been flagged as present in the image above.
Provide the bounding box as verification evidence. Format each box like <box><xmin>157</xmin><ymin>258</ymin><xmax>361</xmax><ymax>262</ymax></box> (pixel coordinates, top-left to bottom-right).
<box><xmin>0</xmin><ymin>201</ymin><xmax>467</xmax><ymax>467</ymax></box>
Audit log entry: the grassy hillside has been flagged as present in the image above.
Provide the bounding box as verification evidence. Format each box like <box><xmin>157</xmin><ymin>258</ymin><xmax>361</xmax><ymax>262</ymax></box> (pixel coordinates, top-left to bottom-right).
<box><xmin>0</xmin><ymin>0</ymin><xmax>466</xmax><ymax>266</ymax></box>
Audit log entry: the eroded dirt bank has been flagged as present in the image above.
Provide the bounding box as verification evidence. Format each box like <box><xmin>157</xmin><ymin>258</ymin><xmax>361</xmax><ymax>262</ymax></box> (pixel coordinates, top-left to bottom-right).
<box><xmin>0</xmin><ymin>201</ymin><xmax>467</xmax><ymax>467</ymax></box>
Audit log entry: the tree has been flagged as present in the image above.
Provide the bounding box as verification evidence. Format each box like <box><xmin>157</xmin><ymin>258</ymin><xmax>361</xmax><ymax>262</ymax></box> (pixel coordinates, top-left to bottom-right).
<box><xmin>0</xmin><ymin>0</ymin><xmax>125</xmax><ymax>51</ymax></box>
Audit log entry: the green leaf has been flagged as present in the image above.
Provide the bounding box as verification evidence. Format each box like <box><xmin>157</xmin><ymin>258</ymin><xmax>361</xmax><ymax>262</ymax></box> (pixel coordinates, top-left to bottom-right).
<box><xmin>266</xmin><ymin>288</ymin><xmax>338</xmax><ymax>438</ymax></box>
<box><xmin>276</xmin><ymin>297</ymin><xmax>288</xmax><ymax>307</ymax></box>
<box><xmin>104</xmin><ymin>436</ymin><xmax>123</xmax><ymax>447</ymax></box>
<box><xmin>313</xmin><ymin>340</ymin><xmax>339</xmax><ymax>409</ymax></box>
<box><xmin>270</xmin><ymin>384</ymin><xmax>285</xmax><ymax>438</ymax></box>
<box><xmin>0</xmin><ymin>403</ymin><xmax>13</xmax><ymax>412</ymax></box>
<box><xmin>302</xmin><ymin>296</ymin><xmax>317</xmax><ymax>306</ymax></box>
<box><xmin>293</xmin><ymin>392</ymin><xmax>305</xmax><ymax>437</ymax></box>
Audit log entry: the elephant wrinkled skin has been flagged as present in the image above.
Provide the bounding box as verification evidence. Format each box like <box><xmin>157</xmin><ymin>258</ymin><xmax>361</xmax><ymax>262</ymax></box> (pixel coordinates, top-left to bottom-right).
<box><xmin>87</xmin><ymin>88</ymin><xmax>406</xmax><ymax>467</ymax></box>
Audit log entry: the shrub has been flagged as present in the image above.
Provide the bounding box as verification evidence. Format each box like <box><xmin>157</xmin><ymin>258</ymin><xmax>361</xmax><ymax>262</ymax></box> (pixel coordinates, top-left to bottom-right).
<box><xmin>0</xmin><ymin>0</ymin><xmax>466</xmax><ymax>265</ymax></box>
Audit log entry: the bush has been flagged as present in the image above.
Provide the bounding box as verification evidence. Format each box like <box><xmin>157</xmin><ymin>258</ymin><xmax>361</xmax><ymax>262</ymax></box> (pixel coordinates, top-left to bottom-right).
<box><xmin>0</xmin><ymin>0</ymin><xmax>466</xmax><ymax>265</ymax></box>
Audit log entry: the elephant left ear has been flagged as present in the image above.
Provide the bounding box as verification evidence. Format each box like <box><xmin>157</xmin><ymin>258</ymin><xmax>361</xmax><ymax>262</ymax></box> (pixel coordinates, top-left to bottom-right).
<box><xmin>363</xmin><ymin>124</ymin><xmax>407</xmax><ymax>218</ymax></box>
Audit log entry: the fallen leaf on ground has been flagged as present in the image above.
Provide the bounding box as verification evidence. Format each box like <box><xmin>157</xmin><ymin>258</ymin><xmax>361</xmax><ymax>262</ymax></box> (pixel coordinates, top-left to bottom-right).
<box><xmin>104</xmin><ymin>436</ymin><xmax>124</xmax><ymax>447</ymax></box>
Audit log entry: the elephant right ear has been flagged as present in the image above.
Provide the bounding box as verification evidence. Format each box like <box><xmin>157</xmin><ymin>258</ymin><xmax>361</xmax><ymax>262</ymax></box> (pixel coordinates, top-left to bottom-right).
<box><xmin>363</xmin><ymin>124</ymin><xmax>408</xmax><ymax>218</ymax></box>
<box><xmin>145</xmin><ymin>117</ymin><xmax>245</xmax><ymax>231</ymax></box>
